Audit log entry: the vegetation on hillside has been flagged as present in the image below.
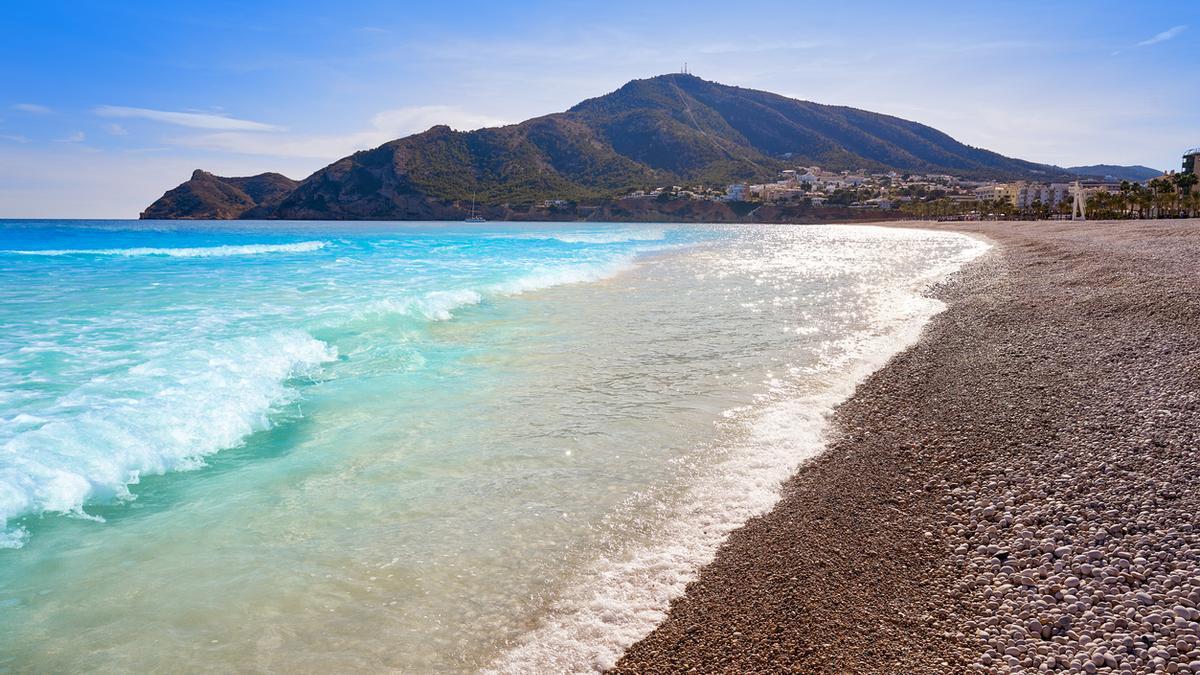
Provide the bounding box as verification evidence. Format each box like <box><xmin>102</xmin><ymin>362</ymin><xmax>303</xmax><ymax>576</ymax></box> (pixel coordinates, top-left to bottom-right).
<box><xmin>145</xmin><ymin>74</ymin><xmax>1081</xmax><ymax>220</ymax></box>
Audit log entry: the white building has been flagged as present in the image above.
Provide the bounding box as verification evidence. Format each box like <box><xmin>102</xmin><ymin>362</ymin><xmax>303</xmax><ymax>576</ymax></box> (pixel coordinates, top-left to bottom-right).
<box><xmin>1006</xmin><ymin>182</ymin><xmax>1074</xmax><ymax>209</ymax></box>
<box><xmin>759</xmin><ymin>183</ymin><xmax>807</xmax><ymax>203</ymax></box>
<box><xmin>975</xmin><ymin>185</ymin><xmax>1006</xmax><ymax>201</ymax></box>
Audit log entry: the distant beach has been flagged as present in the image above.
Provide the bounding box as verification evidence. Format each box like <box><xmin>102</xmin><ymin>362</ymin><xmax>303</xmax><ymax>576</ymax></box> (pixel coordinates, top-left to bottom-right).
<box><xmin>616</xmin><ymin>219</ymin><xmax>1200</xmax><ymax>673</ymax></box>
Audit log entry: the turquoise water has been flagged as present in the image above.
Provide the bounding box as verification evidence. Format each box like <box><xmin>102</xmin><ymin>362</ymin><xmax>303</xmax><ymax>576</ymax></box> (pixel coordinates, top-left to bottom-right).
<box><xmin>0</xmin><ymin>220</ymin><xmax>986</xmax><ymax>672</ymax></box>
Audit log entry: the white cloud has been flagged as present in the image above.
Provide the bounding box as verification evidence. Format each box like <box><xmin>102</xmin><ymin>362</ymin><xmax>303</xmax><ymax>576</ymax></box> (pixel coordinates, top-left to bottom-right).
<box><xmin>1</xmin><ymin>134</ymin><xmax>31</xmax><ymax>143</ymax></box>
<box><xmin>54</xmin><ymin>131</ymin><xmax>86</xmax><ymax>143</ymax></box>
<box><xmin>177</xmin><ymin>105</ymin><xmax>508</xmax><ymax>159</ymax></box>
<box><xmin>1138</xmin><ymin>25</ymin><xmax>1187</xmax><ymax>47</ymax></box>
<box><xmin>93</xmin><ymin>105</ymin><xmax>283</xmax><ymax>131</ymax></box>
<box><xmin>11</xmin><ymin>103</ymin><xmax>52</xmax><ymax>114</ymax></box>
<box><xmin>105</xmin><ymin>123</ymin><xmax>129</xmax><ymax>136</ymax></box>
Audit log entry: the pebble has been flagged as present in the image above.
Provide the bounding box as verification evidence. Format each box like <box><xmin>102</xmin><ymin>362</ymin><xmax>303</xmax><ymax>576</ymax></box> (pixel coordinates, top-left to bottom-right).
<box><xmin>612</xmin><ymin>221</ymin><xmax>1200</xmax><ymax>674</ymax></box>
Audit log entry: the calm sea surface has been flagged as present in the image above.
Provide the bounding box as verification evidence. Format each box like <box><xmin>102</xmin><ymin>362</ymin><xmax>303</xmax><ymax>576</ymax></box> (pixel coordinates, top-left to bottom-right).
<box><xmin>0</xmin><ymin>220</ymin><xmax>986</xmax><ymax>672</ymax></box>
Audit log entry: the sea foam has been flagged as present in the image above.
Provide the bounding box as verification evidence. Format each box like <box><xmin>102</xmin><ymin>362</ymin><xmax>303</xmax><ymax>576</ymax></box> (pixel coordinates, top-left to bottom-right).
<box><xmin>362</xmin><ymin>254</ymin><xmax>639</xmax><ymax>322</ymax></box>
<box><xmin>487</xmin><ymin>229</ymin><xmax>990</xmax><ymax>673</ymax></box>
<box><xmin>489</xmin><ymin>254</ymin><xmax>638</xmax><ymax>295</ymax></box>
<box><xmin>1</xmin><ymin>241</ymin><xmax>328</xmax><ymax>258</ymax></box>
<box><xmin>491</xmin><ymin>228</ymin><xmax>667</xmax><ymax>245</ymax></box>
<box><xmin>0</xmin><ymin>330</ymin><xmax>335</xmax><ymax>548</ymax></box>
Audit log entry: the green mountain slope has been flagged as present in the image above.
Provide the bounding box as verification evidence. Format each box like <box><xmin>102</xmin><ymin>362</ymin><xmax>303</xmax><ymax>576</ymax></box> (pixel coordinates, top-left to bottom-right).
<box><xmin>143</xmin><ymin>74</ymin><xmax>1074</xmax><ymax>220</ymax></box>
<box><xmin>1065</xmin><ymin>164</ymin><xmax>1163</xmax><ymax>182</ymax></box>
<box><xmin>140</xmin><ymin>170</ymin><xmax>298</xmax><ymax>219</ymax></box>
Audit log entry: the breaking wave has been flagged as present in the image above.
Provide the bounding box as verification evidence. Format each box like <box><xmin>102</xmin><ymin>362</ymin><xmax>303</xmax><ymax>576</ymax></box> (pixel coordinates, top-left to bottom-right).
<box><xmin>0</xmin><ymin>330</ymin><xmax>336</xmax><ymax>548</ymax></box>
<box><xmin>2</xmin><ymin>241</ymin><xmax>329</xmax><ymax>258</ymax></box>
<box><xmin>491</xmin><ymin>228</ymin><xmax>667</xmax><ymax>245</ymax></box>
<box><xmin>363</xmin><ymin>255</ymin><xmax>639</xmax><ymax>322</ymax></box>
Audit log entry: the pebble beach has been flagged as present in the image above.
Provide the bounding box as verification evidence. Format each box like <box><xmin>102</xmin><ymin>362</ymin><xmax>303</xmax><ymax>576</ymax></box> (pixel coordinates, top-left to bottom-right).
<box><xmin>615</xmin><ymin>219</ymin><xmax>1200</xmax><ymax>673</ymax></box>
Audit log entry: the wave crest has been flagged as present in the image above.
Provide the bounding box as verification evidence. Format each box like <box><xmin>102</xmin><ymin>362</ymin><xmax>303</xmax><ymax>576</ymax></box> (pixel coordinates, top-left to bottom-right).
<box><xmin>2</xmin><ymin>241</ymin><xmax>328</xmax><ymax>258</ymax></box>
<box><xmin>492</xmin><ymin>228</ymin><xmax>667</xmax><ymax>245</ymax></box>
<box><xmin>0</xmin><ymin>330</ymin><xmax>336</xmax><ymax>547</ymax></box>
<box><xmin>363</xmin><ymin>255</ymin><xmax>638</xmax><ymax>322</ymax></box>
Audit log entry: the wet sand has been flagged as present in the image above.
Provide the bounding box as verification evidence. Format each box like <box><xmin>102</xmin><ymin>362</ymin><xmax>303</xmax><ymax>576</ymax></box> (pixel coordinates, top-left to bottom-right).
<box><xmin>614</xmin><ymin>220</ymin><xmax>1200</xmax><ymax>673</ymax></box>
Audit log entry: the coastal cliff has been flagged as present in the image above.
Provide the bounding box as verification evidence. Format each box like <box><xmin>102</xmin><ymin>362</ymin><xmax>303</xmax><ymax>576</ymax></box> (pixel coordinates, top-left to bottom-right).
<box><xmin>140</xmin><ymin>170</ymin><xmax>298</xmax><ymax>220</ymax></box>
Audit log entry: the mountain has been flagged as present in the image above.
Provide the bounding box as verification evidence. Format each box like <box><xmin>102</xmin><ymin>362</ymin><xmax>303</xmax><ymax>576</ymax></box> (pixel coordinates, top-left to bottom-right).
<box><xmin>140</xmin><ymin>170</ymin><xmax>298</xmax><ymax>219</ymax></box>
<box><xmin>1064</xmin><ymin>164</ymin><xmax>1163</xmax><ymax>183</ymax></box>
<box><xmin>143</xmin><ymin>74</ymin><xmax>1073</xmax><ymax>220</ymax></box>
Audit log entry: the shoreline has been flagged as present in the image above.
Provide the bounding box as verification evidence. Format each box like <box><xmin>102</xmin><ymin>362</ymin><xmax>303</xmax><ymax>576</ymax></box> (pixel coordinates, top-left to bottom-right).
<box><xmin>614</xmin><ymin>219</ymin><xmax>1200</xmax><ymax>672</ymax></box>
<box><xmin>490</xmin><ymin>225</ymin><xmax>987</xmax><ymax>672</ymax></box>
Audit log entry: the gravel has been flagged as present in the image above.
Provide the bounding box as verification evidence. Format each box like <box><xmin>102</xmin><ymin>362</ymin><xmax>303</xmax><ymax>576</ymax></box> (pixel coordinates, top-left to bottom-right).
<box><xmin>612</xmin><ymin>219</ymin><xmax>1200</xmax><ymax>673</ymax></box>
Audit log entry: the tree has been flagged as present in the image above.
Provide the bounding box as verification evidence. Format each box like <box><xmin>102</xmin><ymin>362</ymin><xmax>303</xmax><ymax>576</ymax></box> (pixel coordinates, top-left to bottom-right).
<box><xmin>1174</xmin><ymin>173</ymin><xmax>1198</xmax><ymax>215</ymax></box>
<box><xmin>1136</xmin><ymin>184</ymin><xmax>1154</xmax><ymax>219</ymax></box>
<box><xmin>1119</xmin><ymin>181</ymin><xmax>1134</xmax><ymax>218</ymax></box>
<box><xmin>1055</xmin><ymin>196</ymin><xmax>1074</xmax><ymax>218</ymax></box>
<box><xmin>1029</xmin><ymin>199</ymin><xmax>1050</xmax><ymax>221</ymax></box>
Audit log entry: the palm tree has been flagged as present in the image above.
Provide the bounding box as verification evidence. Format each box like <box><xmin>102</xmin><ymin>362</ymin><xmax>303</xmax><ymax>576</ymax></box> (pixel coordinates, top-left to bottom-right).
<box><xmin>1174</xmin><ymin>173</ymin><xmax>1198</xmax><ymax>216</ymax></box>
<box><xmin>1119</xmin><ymin>181</ymin><xmax>1133</xmax><ymax>218</ymax></box>
<box><xmin>1185</xmin><ymin>190</ymin><xmax>1200</xmax><ymax>218</ymax></box>
<box><xmin>1148</xmin><ymin>177</ymin><xmax>1178</xmax><ymax>217</ymax></box>
<box><xmin>1136</xmin><ymin>185</ymin><xmax>1153</xmax><ymax>219</ymax></box>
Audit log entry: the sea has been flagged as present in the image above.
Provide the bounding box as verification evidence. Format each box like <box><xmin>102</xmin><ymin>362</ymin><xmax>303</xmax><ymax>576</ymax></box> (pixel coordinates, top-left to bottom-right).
<box><xmin>0</xmin><ymin>220</ymin><xmax>987</xmax><ymax>672</ymax></box>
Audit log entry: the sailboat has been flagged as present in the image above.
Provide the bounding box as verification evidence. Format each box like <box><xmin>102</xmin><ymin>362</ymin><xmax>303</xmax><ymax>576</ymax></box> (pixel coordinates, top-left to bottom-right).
<box><xmin>465</xmin><ymin>192</ymin><xmax>487</xmax><ymax>223</ymax></box>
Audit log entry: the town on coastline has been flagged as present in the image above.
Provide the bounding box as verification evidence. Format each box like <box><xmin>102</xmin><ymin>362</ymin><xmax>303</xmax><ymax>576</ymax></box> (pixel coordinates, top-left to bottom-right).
<box><xmin>610</xmin><ymin>147</ymin><xmax>1200</xmax><ymax>221</ymax></box>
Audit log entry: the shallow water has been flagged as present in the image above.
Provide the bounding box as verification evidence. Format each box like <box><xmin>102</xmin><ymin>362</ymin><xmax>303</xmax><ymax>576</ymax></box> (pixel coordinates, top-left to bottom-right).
<box><xmin>0</xmin><ymin>220</ymin><xmax>985</xmax><ymax>672</ymax></box>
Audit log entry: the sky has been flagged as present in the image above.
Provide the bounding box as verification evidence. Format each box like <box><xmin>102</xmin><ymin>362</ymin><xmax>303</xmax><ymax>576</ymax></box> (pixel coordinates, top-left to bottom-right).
<box><xmin>1</xmin><ymin>0</ymin><xmax>1197</xmax><ymax>218</ymax></box>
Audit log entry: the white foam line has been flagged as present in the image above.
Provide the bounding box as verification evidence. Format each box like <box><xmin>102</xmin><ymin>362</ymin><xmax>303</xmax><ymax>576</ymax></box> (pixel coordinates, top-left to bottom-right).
<box><xmin>0</xmin><ymin>330</ymin><xmax>337</xmax><ymax>548</ymax></box>
<box><xmin>489</xmin><ymin>228</ymin><xmax>668</xmax><ymax>245</ymax></box>
<box><xmin>2</xmin><ymin>241</ymin><xmax>328</xmax><ymax>258</ymax></box>
<box><xmin>360</xmin><ymin>255</ymin><xmax>640</xmax><ymax>322</ymax></box>
<box><xmin>487</xmin><ymin>255</ymin><xmax>638</xmax><ymax>296</ymax></box>
<box><xmin>487</xmin><ymin>232</ymin><xmax>990</xmax><ymax>674</ymax></box>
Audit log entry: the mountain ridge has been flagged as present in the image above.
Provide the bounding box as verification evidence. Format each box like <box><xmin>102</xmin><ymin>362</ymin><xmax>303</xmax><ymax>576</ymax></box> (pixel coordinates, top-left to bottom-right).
<box><xmin>1064</xmin><ymin>164</ymin><xmax>1163</xmax><ymax>182</ymax></box>
<box><xmin>140</xmin><ymin>170</ymin><xmax>298</xmax><ymax>219</ymax></box>
<box><xmin>143</xmin><ymin>74</ymin><xmax>1080</xmax><ymax>220</ymax></box>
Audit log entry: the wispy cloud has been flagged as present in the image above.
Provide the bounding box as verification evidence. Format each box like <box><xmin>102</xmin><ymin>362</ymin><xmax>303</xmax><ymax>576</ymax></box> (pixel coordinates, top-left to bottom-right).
<box><xmin>54</xmin><ymin>131</ymin><xmax>86</xmax><ymax>143</ymax></box>
<box><xmin>1138</xmin><ymin>25</ymin><xmax>1187</xmax><ymax>47</ymax></box>
<box><xmin>177</xmin><ymin>105</ymin><xmax>507</xmax><ymax>159</ymax></box>
<box><xmin>11</xmin><ymin>103</ymin><xmax>52</xmax><ymax>114</ymax></box>
<box><xmin>697</xmin><ymin>40</ymin><xmax>824</xmax><ymax>55</ymax></box>
<box><xmin>417</xmin><ymin>28</ymin><xmax>686</xmax><ymax>67</ymax></box>
<box><xmin>105</xmin><ymin>123</ymin><xmax>128</xmax><ymax>136</ymax></box>
<box><xmin>1</xmin><ymin>134</ymin><xmax>31</xmax><ymax>143</ymax></box>
<box><xmin>93</xmin><ymin>105</ymin><xmax>283</xmax><ymax>131</ymax></box>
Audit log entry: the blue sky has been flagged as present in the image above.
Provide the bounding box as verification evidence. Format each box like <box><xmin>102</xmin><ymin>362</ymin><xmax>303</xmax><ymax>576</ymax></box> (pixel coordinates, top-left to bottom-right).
<box><xmin>2</xmin><ymin>0</ymin><xmax>1197</xmax><ymax>217</ymax></box>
